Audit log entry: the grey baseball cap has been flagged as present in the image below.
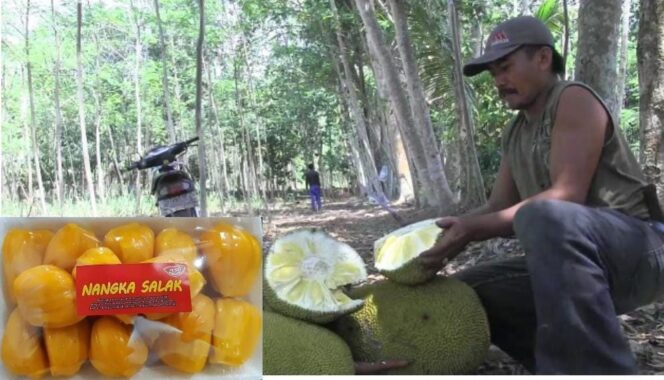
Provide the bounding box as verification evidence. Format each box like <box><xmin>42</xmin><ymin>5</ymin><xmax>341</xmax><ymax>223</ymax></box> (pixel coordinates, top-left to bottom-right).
<box><xmin>463</xmin><ymin>16</ymin><xmax>565</xmax><ymax>77</ymax></box>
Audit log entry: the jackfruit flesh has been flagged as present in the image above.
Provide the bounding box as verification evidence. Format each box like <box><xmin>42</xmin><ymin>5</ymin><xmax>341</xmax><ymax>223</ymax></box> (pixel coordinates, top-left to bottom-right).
<box><xmin>333</xmin><ymin>277</ymin><xmax>490</xmax><ymax>375</ymax></box>
<box><xmin>209</xmin><ymin>298</ymin><xmax>261</xmax><ymax>366</ymax></box>
<box><xmin>1</xmin><ymin>308</ymin><xmax>49</xmax><ymax>379</ymax></box>
<box><xmin>14</xmin><ymin>264</ymin><xmax>83</xmax><ymax>328</ymax></box>
<box><xmin>104</xmin><ymin>222</ymin><xmax>155</xmax><ymax>263</ymax></box>
<box><xmin>263</xmin><ymin>311</ymin><xmax>354</xmax><ymax>375</ymax></box>
<box><xmin>71</xmin><ymin>246</ymin><xmax>122</xmax><ymax>278</ymax></box>
<box><xmin>199</xmin><ymin>223</ymin><xmax>261</xmax><ymax>297</ymax></box>
<box><xmin>3</xmin><ymin>229</ymin><xmax>53</xmax><ymax>304</ymax></box>
<box><xmin>43</xmin><ymin>223</ymin><xmax>99</xmax><ymax>272</ymax></box>
<box><xmin>374</xmin><ymin>219</ymin><xmax>442</xmax><ymax>284</ymax></box>
<box><xmin>89</xmin><ymin>316</ymin><xmax>148</xmax><ymax>377</ymax></box>
<box><xmin>155</xmin><ymin>228</ymin><xmax>198</xmax><ymax>266</ymax></box>
<box><xmin>265</xmin><ymin>229</ymin><xmax>366</xmax><ymax>323</ymax></box>
<box><xmin>154</xmin><ymin>294</ymin><xmax>215</xmax><ymax>373</ymax></box>
<box><xmin>44</xmin><ymin>318</ymin><xmax>90</xmax><ymax>376</ymax></box>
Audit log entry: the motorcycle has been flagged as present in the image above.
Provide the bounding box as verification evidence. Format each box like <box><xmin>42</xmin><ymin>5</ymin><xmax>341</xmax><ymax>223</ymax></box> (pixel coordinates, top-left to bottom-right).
<box><xmin>126</xmin><ymin>137</ymin><xmax>200</xmax><ymax>217</ymax></box>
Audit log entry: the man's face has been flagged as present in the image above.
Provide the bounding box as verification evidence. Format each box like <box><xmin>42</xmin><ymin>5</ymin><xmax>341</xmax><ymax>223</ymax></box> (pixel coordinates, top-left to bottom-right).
<box><xmin>487</xmin><ymin>47</ymin><xmax>551</xmax><ymax>110</ymax></box>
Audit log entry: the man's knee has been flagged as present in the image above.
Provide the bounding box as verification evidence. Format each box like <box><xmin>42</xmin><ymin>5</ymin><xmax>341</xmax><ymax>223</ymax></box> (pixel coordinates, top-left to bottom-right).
<box><xmin>513</xmin><ymin>199</ymin><xmax>583</xmax><ymax>248</ymax></box>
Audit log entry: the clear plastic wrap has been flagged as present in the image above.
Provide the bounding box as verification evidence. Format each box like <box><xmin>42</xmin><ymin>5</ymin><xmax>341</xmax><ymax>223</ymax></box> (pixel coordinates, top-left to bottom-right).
<box><xmin>0</xmin><ymin>217</ymin><xmax>262</xmax><ymax>379</ymax></box>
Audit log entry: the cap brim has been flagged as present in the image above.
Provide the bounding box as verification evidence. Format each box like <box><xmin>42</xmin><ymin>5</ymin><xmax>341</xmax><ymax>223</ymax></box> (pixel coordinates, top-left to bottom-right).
<box><xmin>463</xmin><ymin>44</ymin><xmax>522</xmax><ymax>77</ymax></box>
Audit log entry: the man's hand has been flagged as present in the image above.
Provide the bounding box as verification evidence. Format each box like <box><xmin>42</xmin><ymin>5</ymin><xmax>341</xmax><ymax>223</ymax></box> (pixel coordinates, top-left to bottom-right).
<box><xmin>419</xmin><ymin>216</ymin><xmax>476</xmax><ymax>273</ymax></box>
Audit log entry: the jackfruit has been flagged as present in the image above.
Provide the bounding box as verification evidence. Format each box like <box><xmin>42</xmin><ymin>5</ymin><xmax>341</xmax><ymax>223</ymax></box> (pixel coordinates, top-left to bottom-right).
<box><xmin>89</xmin><ymin>316</ymin><xmax>148</xmax><ymax>377</ymax></box>
<box><xmin>71</xmin><ymin>246</ymin><xmax>122</xmax><ymax>278</ymax></box>
<box><xmin>374</xmin><ymin>219</ymin><xmax>442</xmax><ymax>285</ymax></box>
<box><xmin>263</xmin><ymin>311</ymin><xmax>354</xmax><ymax>375</ymax></box>
<box><xmin>103</xmin><ymin>222</ymin><xmax>155</xmax><ymax>263</ymax></box>
<box><xmin>199</xmin><ymin>223</ymin><xmax>261</xmax><ymax>297</ymax></box>
<box><xmin>43</xmin><ymin>223</ymin><xmax>99</xmax><ymax>272</ymax></box>
<box><xmin>154</xmin><ymin>294</ymin><xmax>215</xmax><ymax>373</ymax></box>
<box><xmin>209</xmin><ymin>298</ymin><xmax>261</xmax><ymax>367</ymax></box>
<box><xmin>155</xmin><ymin>228</ymin><xmax>198</xmax><ymax>265</ymax></box>
<box><xmin>3</xmin><ymin>229</ymin><xmax>53</xmax><ymax>303</ymax></box>
<box><xmin>43</xmin><ymin>318</ymin><xmax>90</xmax><ymax>376</ymax></box>
<box><xmin>332</xmin><ymin>277</ymin><xmax>490</xmax><ymax>375</ymax></box>
<box><xmin>264</xmin><ymin>229</ymin><xmax>366</xmax><ymax>324</ymax></box>
<box><xmin>1</xmin><ymin>308</ymin><xmax>49</xmax><ymax>379</ymax></box>
<box><xmin>14</xmin><ymin>264</ymin><xmax>83</xmax><ymax>328</ymax></box>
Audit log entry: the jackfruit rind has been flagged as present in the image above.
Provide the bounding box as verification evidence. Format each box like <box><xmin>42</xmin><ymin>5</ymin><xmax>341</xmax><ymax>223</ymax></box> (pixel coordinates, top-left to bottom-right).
<box><xmin>1</xmin><ymin>308</ymin><xmax>49</xmax><ymax>378</ymax></box>
<box><xmin>264</xmin><ymin>229</ymin><xmax>367</xmax><ymax>324</ymax></box>
<box><xmin>374</xmin><ymin>218</ymin><xmax>442</xmax><ymax>285</ymax></box>
<box><xmin>44</xmin><ymin>318</ymin><xmax>90</xmax><ymax>376</ymax></box>
<box><xmin>89</xmin><ymin>316</ymin><xmax>148</xmax><ymax>377</ymax></box>
<box><xmin>3</xmin><ymin>229</ymin><xmax>53</xmax><ymax>304</ymax></box>
<box><xmin>264</xmin><ymin>311</ymin><xmax>354</xmax><ymax>375</ymax></box>
<box><xmin>333</xmin><ymin>277</ymin><xmax>490</xmax><ymax>375</ymax></box>
<box><xmin>14</xmin><ymin>264</ymin><xmax>84</xmax><ymax>328</ymax></box>
<box><xmin>44</xmin><ymin>223</ymin><xmax>99</xmax><ymax>272</ymax></box>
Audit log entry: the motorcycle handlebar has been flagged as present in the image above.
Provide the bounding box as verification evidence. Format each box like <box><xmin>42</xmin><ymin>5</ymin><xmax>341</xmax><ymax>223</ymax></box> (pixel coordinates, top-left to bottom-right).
<box><xmin>125</xmin><ymin>136</ymin><xmax>199</xmax><ymax>171</ymax></box>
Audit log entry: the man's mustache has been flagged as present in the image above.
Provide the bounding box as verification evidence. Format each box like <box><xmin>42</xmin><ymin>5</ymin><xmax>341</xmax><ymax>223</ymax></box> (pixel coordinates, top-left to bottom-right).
<box><xmin>498</xmin><ymin>88</ymin><xmax>518</xmax><ymax>97</ymax></box>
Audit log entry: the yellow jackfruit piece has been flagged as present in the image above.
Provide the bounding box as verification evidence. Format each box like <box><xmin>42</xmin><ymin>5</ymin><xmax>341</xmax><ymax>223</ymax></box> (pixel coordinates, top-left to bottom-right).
<box><xmin>1</xmin><ymin>308</ymin><xmax>49</xmax><ymax>379</ymax></box>
<box><xmin>90</xmin><ymin>316</ymin><xmax>148</xmax><ymax>377</ymax></box>
<box><xmin>142</xmin><ymin>253</ymin><xmax>205</xmax><ymax>298</ymax></box>
<box><xmin>3</xmin><ymin>229</ymin><xmax>53</xmax><ymax>304</ymax></box>
<box><xmin>43</xmin><ymin>223</ymin><xmax>99</xmax><ymax>272</ymax></box>
<box><xmin>71</xmin><ymin>246</ymin><xmax>122</xmax><ymax>278</ymax></box>
<box><xmin>44</xmin><ymin>318</ymin><xmax>90</xmax><ymax>376</ymax></box>
<box><xmin>14</xmin><ymin>265</ymin><xmax>83</xmax><ymax>328</ymax></box>
<box><xmin>209</xmin><ymin>298</ymin><xmax>261</xmax><ymax>366</ymax></box>
<box><xmin>154</xmin><ymin>294</ymin><xmax>215</xmax><ymax>373</ymax></box>
<box><xmin>155</xmin><ymin>228</ymin><xmax>198</xmax><ymax>265</ymax></box>
<box><xmin>200</xmin><ymin>224</ymin><xmax>261</xmax><ymax>297</ymax></box>
<box><xmin>104</xmin><ymin>223</ymin><xmax>155</xmax><ymax>263</ymax></box>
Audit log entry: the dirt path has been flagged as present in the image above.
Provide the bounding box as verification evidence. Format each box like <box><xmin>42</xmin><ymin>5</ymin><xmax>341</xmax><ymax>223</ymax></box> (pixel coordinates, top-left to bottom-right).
<box><xmin>263</xmin><ymin>197</ymin><xmax>664</xmax><ymax>375</ymax></box>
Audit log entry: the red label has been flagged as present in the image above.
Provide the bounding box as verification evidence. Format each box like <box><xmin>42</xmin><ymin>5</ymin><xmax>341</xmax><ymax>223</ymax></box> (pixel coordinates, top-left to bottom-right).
<box><xmin>75</xmin><ymin>263</ymin><xmax>192</xmax><ymax>316</ymax></box>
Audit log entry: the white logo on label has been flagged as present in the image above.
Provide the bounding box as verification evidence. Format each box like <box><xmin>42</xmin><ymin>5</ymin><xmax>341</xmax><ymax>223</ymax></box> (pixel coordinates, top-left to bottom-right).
<box><xmin>163</xmin><ymin>264</ymin><xmax>186</xmax><ymax>277</ymax></box>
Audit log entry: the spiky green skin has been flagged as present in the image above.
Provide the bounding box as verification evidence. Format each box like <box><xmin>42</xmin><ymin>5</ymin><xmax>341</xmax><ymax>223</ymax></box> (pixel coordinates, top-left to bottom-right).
<box><xmin>263</xmin><ymin>281</ymin><xmax>363</xmax><ymax>324</ymax></box>
<box><xmin>263</xmin><ymin>311</ymin><xmax>355</xmax><ymax>375</ymax></box>
<box><xmin>332</xmin><ymin>277</ymin><xmax>490</xmax><ymax>375</ymax></box>
<box><xmin>379</xmin><ymin>257</ymin><xmax>435</xmax><ymax>285</ymax></box>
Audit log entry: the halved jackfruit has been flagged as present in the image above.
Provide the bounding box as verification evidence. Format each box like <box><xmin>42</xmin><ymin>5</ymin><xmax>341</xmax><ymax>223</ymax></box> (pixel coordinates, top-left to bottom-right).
<box><xmin>103</xmin><ymin>223</ymin><xmax>154</xmax><ymax>263</ymax></box>
<box><xmin>209</xmin><ymin>297</ymin><xmax>261</xmax><ymax>366</ymax></box>
<box><xmin>44</xmin><ymin>318</ymin><xmax>90</xmax><ymax>376</ymax></box>
<box><xmin>89</xmin><ymin>316</ymin><xmax>148</xmax><ymax>377</ymax></box>
<box><xmin>1</xmin><ymin>308</ymin><xmax>49</xmax><ymax>378</ymax></box>
<box><xmin>43</xmin><ymin>223</ymin><xmax>99</xmax><ymax>272</ymax></box>
<box><xmin>199</xmin><ymin>223</ymin><xmax>261</xmax><ymax>297</ymax></box>
<box><xmin>265</xmin><ymin>229</ymin><xmax>366</xmax><ymax>324</ymax></box>
<box><xmin>3</xmin><ymin>229</ymin><xmax>53</xmax><ymax>304</ymax></box>
<box><xmin>14</xmin><ymin>264</ymin><xmax>83</xmax><ymax>328</ymax></box>
<box><xmin>374</xmin><ymin>219</ymin><xmax>442</xmax><ymax>285</ymax></box>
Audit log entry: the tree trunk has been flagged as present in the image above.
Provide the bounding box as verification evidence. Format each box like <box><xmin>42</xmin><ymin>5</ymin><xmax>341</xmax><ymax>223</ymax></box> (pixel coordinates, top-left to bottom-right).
<box><xmin>51</xmin><ymin>0</ymin><xmax>65</xmax><ymax>213</ymax></box>
<box><xmin>21</xmin><ymin>67</ymin><xmax>33</xmax><ymax>208</ymax></box>
<box><xmin>170</xmin><ymin>35</ymin><xmax>183</xmax><ymax>142</ymax></box>
<box><xmin>130</xmin><ymin>0</ymin><xmax>143</xmax><ymax>214</ymax></box>
<box><xmin>25</xmin><ymin>0</ymin><xmax>46</xmax><ymax>214</ymax></box>
<box><xmin>638</xmin><ymin>0</ymin><xmax>664</xmax><ymax>204</ymax></box>
<box><xmin>330</xmin><ymin>0</ymin><xmax>385</xmax><ymax>202</ymax></box>
<box><xmin>154</xmin><ymin>0</ymin><xmax>176</xmax><ymax>143</ymax></box>
<box><xmin>195</xmin><ymin>0</ymin><xmax>208</xmax><ymax>216</ymax></box>
<box><xmin>355</xmin><ymin>0</ymin><xmax>454</xmax><ymax>214</ymax></box>
<box><xmin>448</xmin><ymin>0</ymin><xmax>487</xmax><ymax>209</ymax></box>
<box><xmin>563</xmin><ymin>0</ymin><xmax>570</xmax><ymax>80</ymax></box>
<box><xmin>107</xmin><ymin>126</ymin><xmax>125</xmax><ymax>196</ymax></box>
<box><xmin>574</xmin><ymin>0</ymin><xmax>622</xmax><ymax>121</ymax></box>
<box><xmin>92</xmin><ymin>33</ymin><xmax>105</xmax><ymax>202</ymax></box>
<box><xmin>76</xmin><ymin>1</ymin><xmax>97</xmax><ymax>215</ymax></box>
<box><xmin>205</xmin><ymin>60</ymin><xmax>229</xmax><ymax>200</ymax></box>
<box><xmin>616</xmin><ymin>0</ymin><xmax>632</xmax><ymax>127</ymax></box>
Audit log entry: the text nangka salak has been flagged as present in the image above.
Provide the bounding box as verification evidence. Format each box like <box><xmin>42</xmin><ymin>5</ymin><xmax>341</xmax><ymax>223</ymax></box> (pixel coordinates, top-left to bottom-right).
<box><xmin>81</xmin><ymin>280</ymin><xmax>183</xmax><ymax>296</ymax></box>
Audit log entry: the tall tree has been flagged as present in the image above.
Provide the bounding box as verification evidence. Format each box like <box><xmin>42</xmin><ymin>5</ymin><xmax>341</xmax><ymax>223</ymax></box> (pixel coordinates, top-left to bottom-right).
<box><xmin>638</xmin><ymin>0</ymin><xmax>664</xmax><ymax>203</ymax></box>
<box><xmin>447</xmin><ymin>0</ymin><xmax>486</xmax><ymax>209</ymax></box>
<box><xmin>154</xmin><ymin>0</ymin><xmax>176</xmax><ymax>143</ymax></box>
<box><xmin>76</xmin><ymin>0</ymin><xmax>97</xmax><ymax>215</ymax></box>
<box><xmin>616</xmin><ymin>0</ymin><xmax>632</xmax><ymax>127</ymax></box>
<box><xmin>195</xmin><ymin>0</ymin><xmax>208</xmax><ymax>216</ymax></box>
<box><xmin>574</xmin><ymin>0</ymin><xmax>622</xmax><ymax>120</ymax></box>
<box><xmin>130</xmin><ymin>0</ymin><xmax>143</xmax><ymax>214</ymax></box>
<box><xmin>355</xmin><ymin>0</ymin><xmax>454</xmax><ymax>213</ymax></box>
<box><xmin>51</xmin><ymin>0</ymin><xmax>65</xmax><ymax>212</ymax></box>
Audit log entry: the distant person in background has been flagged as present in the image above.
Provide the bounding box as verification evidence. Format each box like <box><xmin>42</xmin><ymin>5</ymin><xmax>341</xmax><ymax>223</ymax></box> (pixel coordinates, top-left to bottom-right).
<box><xmin>305</xmin><ymin>164</ymin><xmax>322</xmax><ymax>212</ymax></box>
